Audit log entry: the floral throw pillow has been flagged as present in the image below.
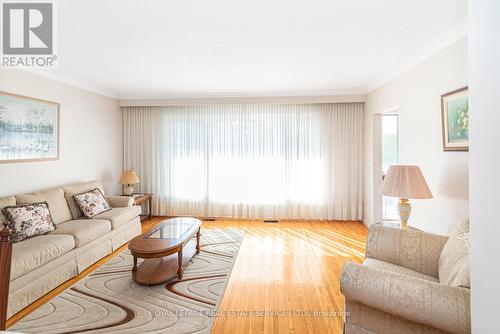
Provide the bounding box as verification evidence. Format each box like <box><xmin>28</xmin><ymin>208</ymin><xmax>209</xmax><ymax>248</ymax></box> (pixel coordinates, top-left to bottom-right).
<box><xmin>2</xmin><ymin>202</ymin><xmax>56</xmax><ymax>243</ymax></box>
<box><xmin>73</xmin><ymin>188</ymin><xmax>111</xmax><ymax>218</ymax></box>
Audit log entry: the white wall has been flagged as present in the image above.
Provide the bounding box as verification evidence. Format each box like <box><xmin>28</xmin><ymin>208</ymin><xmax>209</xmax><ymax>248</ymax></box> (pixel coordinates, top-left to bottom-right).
<box><xmin>0</xmin><ymin>70</ymin><xmax>123</xmax><ymax>196</ymax></box>
<box><xmin>364</xmin><ymin>37</ymin><xmax>468</xmax><ymax>235</ymax></box>
<box><xmin>469</xmin><ymin>1</ymin><xmax>500</xmax><ymax>332</ymax></box>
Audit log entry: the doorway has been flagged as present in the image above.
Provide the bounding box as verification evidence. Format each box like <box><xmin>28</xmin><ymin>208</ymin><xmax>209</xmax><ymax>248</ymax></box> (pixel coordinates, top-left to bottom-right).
<box><xmin>381</xmin><ymin>112</ymin><xmax>399</xmax><ymax>221</ymax></box>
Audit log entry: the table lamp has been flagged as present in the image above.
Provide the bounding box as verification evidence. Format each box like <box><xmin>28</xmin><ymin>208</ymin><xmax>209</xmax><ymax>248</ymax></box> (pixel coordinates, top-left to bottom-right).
<box><xmin>380</xmin><ymin>165</ymin><xmax>433</xmax><ymax>229</ymax></box>
<box><xmin>119</xmin><ymin>170</ymin><xmax>140</xmax><ymax>196</ymax></box>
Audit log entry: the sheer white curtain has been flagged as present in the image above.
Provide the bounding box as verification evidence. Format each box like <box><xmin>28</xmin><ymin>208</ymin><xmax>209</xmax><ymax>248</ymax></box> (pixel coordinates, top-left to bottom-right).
<box><xmin>123</xmin><ymin>103</ymin><xmax>363</xmax><ymax>220</ymax></box>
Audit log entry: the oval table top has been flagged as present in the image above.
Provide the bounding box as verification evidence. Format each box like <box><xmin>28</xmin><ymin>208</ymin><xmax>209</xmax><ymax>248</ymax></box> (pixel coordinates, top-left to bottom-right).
<box><xmin>128</xmin><ymin>217</ymin><xmax>201</xmax><ymax>256</ymax></box>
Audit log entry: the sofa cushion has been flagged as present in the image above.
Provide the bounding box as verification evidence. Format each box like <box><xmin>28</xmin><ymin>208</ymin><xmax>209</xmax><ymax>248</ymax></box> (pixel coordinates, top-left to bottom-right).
<box><xmin>92</xmin><ymin>206</ymin><xmax>141</xmax><ymax>229</ymax></box>
<box><xmin>0</xmin><ymin>195</ymin><xmax>16</xmax><ymax>225</ymax></box>
<box><xmin>438</xmin><ymin>220</ymin><xmax>470</xmax><ymax>288</ymax></box>
<box><xmin>16</xmin><ymin>187</ymin><xmax>72</xmax><ymax>225</ymax></box>
<box><xmin>49</xmin><ymin>219</ymin><xmax>112</xmax><ymax>247</ymax></box>
<box><xmin>63</xmin><ymin>181</ymin><xmax>105</xmax><ymax>220</ymax></box>
<box><xmin>2</xmin><ymin>202</ymin><xmax>56</xmax><ymax>243</ymax></box>
<box><xmin>363</xmin><ymin>258</ymin><xmax>439</xmax><ymax>283</ymax></box>
<box><xmin>11</xmin><ymin>234</ymin><xmax>75</xmax><ymax>280</ymax></box>
<box><xmin>106</xmin><ymin>195</ymin><xmax>134</xmax><ymax>208</ymax></box>
<box><xmin>74</xmin><ymin>188</ymin><xmax>111</xmax><ymax>218</ymax></box>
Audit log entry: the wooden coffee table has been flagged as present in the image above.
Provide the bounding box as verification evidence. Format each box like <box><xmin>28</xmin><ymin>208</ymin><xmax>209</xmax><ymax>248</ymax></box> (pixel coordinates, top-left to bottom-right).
<box><xmin>128</xmin><ymin>217</ymin><xmax>201</xmax><ymax>285</ymax></box>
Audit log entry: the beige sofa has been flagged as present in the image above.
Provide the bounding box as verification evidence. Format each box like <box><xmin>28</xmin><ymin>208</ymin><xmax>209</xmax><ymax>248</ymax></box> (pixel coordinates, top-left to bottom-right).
<box><xmin>340</xmin><ymin>221</ymin><xmax>471</xmax><ymax>334</ymax></box>
<box><xmin>0</xmin><ymin>181</ymin><xmax>142</xmax><ymax>318</ymax></box>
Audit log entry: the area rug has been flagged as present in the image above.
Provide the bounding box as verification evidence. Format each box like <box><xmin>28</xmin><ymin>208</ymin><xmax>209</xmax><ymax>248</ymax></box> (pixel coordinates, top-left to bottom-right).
<box><xmin>11</xmin><ymin>228</ymin><xmax>244</xmax><ymax>334</ymax></box>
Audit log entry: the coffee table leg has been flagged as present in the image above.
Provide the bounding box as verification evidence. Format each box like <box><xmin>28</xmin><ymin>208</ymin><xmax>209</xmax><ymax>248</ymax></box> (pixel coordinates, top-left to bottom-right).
<box><xmin>132</xmin><ymin>256</ymin><xmax>137</xmax><ymax>271</ymax></box>
<box><xmin>177</xmin><ymin>248</ymin><xmax>184</xmax><ymax>279</ymax></box>
<box><xmin>196</xmin><ymin>228</ymin><xmax>201</xmax><ymax>254</ymax></box>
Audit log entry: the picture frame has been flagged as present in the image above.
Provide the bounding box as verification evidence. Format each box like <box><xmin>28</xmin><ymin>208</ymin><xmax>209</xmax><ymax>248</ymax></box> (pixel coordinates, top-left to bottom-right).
<box><xmin>441</xmin><ymin>86</ymin><xmax>469</xmax><ymax>151</ymax></box>
<box><xmin>0</xmin><ymin>91</ymin><xmax>60</xmax><ymax>163</ymax></box>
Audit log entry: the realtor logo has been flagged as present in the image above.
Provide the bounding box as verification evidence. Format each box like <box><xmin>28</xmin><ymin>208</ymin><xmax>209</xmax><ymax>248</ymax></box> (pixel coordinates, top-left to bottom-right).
<box><xmin>1</xmin><ymin>0</ymin><xmax>57</xmax><ymax>67</ymax></box>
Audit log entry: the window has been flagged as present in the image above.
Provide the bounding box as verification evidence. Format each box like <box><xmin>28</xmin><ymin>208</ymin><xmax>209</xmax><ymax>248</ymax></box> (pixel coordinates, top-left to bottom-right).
<box><xmin>168</xmin><ymin>109</ymin><xmax>325</xmax><ymax>205</ymax></box>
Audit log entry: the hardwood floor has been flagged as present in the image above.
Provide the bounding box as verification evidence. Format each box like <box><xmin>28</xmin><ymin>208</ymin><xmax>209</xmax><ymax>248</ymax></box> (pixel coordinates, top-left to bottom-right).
<box><xmin>7</xmin><ymin>217</ymin><xmax>367</xmax><ymax>333</ymax></box>
<box><xmin>207</xmin><ymin>219</ymin><xmax>367</xmax><ymax>334</ymax></box>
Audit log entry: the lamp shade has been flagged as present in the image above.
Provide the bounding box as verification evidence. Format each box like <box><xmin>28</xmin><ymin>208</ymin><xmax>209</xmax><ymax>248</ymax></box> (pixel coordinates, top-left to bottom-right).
<box><xmin>119</xmin><ymin>170</ymin><xmax>140</xmax><ymax>185</ymax></box>
<box><xmin>380</xmin><ymin>165</ymin><xmax>433</xmax><ymax>199</ymax></box>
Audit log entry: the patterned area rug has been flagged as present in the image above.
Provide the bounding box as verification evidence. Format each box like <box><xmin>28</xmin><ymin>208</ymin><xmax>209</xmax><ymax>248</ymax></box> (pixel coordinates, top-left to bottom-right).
<box><xmin>11</xmin><ymin>228</ymin><xmax>244</xmax><ymax>334</ymax></box>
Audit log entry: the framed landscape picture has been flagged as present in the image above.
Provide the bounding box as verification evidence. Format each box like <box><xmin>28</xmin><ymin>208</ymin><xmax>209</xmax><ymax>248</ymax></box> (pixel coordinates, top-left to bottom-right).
<box><xmin>441</xmin><ymin>87</ymin><xmax>469</xmax><ymax>151</ymax></box>
<box><xmin>0</xmin><ymin>91</ymin><xmax>60</xmax><ymax>163</ymax></box>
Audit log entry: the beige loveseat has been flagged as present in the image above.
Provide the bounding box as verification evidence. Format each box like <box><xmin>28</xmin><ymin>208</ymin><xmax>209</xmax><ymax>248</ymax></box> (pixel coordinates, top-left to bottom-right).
<box><xmin>340</xmin><ymin>221</ymin><xmax>471</xmax><ymax>334</ymax></box>
<box><xmin>0</xmin><ymin>181</ymin><xmax>142</xmax><ymax>318</ymax></box>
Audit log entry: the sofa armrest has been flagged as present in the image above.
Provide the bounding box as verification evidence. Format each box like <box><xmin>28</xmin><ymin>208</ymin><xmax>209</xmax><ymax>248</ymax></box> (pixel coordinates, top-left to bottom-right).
<box><xmin>366</xmin><ymin>224</ymin><xmax>448</xmax><ymax>277</ymax></box>
<box><xmin>340</xmin><ymin>262</ymin><xmax>470</xmax><ymax>334</ymax></box>
<box><xmin>106</xmin><ymin>196</ymin><xmax>134</xmax><ymax>208</ymax></box>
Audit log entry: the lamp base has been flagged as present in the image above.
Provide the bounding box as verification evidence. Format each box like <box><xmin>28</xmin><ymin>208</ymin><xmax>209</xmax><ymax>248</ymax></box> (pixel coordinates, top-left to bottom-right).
<box><xmin>123</xmin><ymin>185</ymin><xmax>134</xmax><ymax>196</ymax></box>
<box><xmin>398</xmin><ymin>199</ymin><xmax>412</xmax><ymax>229</ymax></box>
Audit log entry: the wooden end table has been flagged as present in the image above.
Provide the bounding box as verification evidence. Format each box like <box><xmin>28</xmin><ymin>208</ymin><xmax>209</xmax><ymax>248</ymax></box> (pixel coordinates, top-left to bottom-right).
<box><xmin>128</xmin><ymin>217</ymin><xmax>201</xmax><ymax>285</ymax></box>
<box><xmin>132</xmin><ymin>193</ymin><xmax>153</xmax><ymax>221</ymax></box>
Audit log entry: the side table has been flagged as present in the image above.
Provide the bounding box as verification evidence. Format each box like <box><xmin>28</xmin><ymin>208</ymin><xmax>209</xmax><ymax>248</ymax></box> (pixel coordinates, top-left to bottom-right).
<box><xmin>132</xmin><ymin>193</ymin><xmax>153</xmax><ymax>221</ymax></box>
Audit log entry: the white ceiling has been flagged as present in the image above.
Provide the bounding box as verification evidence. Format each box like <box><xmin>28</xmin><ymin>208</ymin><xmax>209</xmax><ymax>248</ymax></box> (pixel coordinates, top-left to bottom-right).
<box><xmin>47</xmin><ymin>0</ymin><xmax>467</xmax><ymax>98</ymax></box>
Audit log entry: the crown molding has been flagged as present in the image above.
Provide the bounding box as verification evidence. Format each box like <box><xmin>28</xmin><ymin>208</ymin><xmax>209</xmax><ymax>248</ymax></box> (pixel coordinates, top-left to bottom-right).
<box><xmin>22</xmin><ymin>68</ymin><xmax>117</xmax><ymax>99</ymax></box>
<box><xmin>20</xmin><ymin>68</ymin><xmax>365</xmax><ymax>101</ymax></box>
<box><xmin>365</xmin><ymin>22</ymin><xmax>468</xmax><ymax>93</ymax></box>
<box><xmin>117</xmin><ymin>88</ymin><xmax>366</xmax><ymax>101</ymax></box>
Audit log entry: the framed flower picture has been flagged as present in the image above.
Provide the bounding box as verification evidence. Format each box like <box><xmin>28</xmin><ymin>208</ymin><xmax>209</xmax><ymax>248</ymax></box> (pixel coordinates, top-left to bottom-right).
<box><xmin>441</xmin><ymin>87</ymin><xmax>468</xmax><ymax>151</ymax></box>
<box><xmin>0</xmin><ymin>91</ymin><xmax>60</xmax><ymax>163</ymax></box>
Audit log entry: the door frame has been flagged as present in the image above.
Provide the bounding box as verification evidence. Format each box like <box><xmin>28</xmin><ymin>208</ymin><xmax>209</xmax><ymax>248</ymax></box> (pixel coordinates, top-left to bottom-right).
<box><xmin>373</xmin><ymin>106</ymin><xmax>399</xmax><ymax>223</ymax></box>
